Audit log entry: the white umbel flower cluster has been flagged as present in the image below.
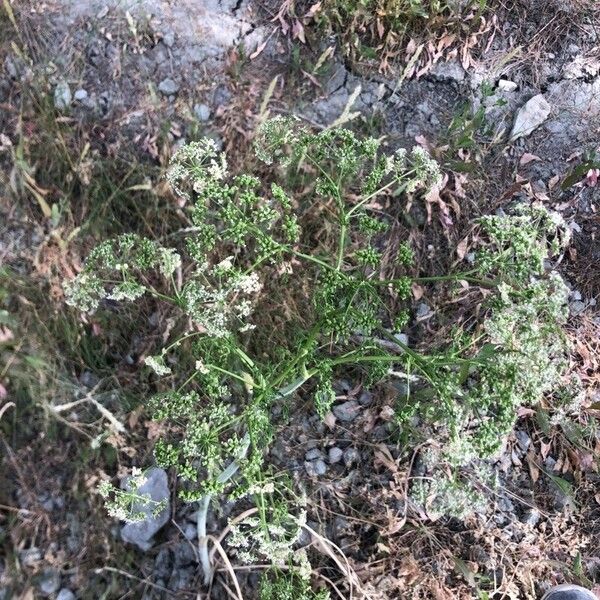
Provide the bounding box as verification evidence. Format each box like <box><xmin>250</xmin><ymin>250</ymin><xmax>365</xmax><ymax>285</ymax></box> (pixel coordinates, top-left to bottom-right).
<box><xmin>182</xmin><ymin>262</ymin><xmax>263</xmax><ymax>337</ymax></box>
<box><xmin>144</xmin><ymin>354</ymin><xmax>172</xmax><ymax>376</ymax></box>
<box><xmin>227</xmin><ymin>509</ymin><xmax>306</xmax><ymax>566</ymax></box>
<box><xmin>167</xmin><ymin>138</ymin><xmax>228</xmax><ymax>200</ymax></box>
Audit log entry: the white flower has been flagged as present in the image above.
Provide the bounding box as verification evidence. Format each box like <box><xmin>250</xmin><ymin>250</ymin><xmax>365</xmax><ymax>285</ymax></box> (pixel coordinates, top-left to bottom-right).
<box><xmin>158</xmin><ymin>248</ymin><xmax>182</xmax><ymax>278</ymax></box>
<box><xmin>237</xmin><ymin>273</ymin><xmax>262</xmax><ymax>294</ymax></box>
<box><xmin>215</xmin><ymin>256</ymin><xmax>234</xmax><ymax>272</ymax></box>
<box><xmin>130</xmin><ymin>467</ymin><xmax>148</xmax><ymax>489</ymax></box>
<box><xmin>144</xmin><ymin>355</ymin><xmax>172</xmax><ymax>376</ymax></box>
<box><xmin>107</xmin><ymin>281</ymin><xmax>146</xmax><ymax>302</ymax></box>
<box><xmin>195</xmin><ymin>360</ymin><xmax>210</xmax><ymax>374</ymax></box>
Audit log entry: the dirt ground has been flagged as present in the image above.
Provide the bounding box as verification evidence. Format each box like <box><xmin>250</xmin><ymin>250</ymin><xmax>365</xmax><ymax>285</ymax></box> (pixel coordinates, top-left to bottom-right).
<box><xmin>1</xmin><ymin>0</ymin><xmax>599</xmax><ymax>599</ymax></box>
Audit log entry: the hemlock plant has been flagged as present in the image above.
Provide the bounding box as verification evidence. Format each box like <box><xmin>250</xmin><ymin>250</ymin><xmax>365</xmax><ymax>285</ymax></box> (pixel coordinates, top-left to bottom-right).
<box><xmin>65</xmin><ymin>118</ymin><xmax>571</xmax><ymax>587</ymax></box>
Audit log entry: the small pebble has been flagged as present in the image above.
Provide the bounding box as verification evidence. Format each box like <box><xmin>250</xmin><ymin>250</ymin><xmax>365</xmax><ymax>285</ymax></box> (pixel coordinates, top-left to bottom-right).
<box><xmin>515</xmin><ymin>430</ymin><xmax>531</xmax><ymax>452</ymax></box>
<box><xmin>305</xmin><ymin>459</ymin><xmax>327</xmax><ymax>477</ymax></box>
<box><xmin>333</xmin><ymin>400</ymin><xmax>360</xmax><ymax>422</ymax></box>
<box><xmin>343</xmin><ymin>448</ymin><xmax>360</xmax><ymax>467</ymax></box>
<box><xmin>162</xmin><ymin>31</ymin><xmax>175</xmax><ymax>47</ymax></box>
<box><xmin>415</xmin><ymin>302</ymin><xmax>431</xmax><ymax>319</ymax></box>
<box><xmin>520</xmin><ymin>508</ymin><xmax>541</xmax><ymax>527</ymax></box>
<box><xmin>570</xmin><ymin>300</ymin><xmax>586</xmax><ymax>316</ymax></box>
<box><xmin>394</xmin><ymin>332</ymin><xmax>409</xmax><ymax>346</ymax></box>
<box><xmin>358</xmin><ymin>390</ymin><xmax>372</xmax><ymax>406</ymax></box>
<box><xmin>38</xmin><ymin>569</ymin><xmax>60</xmax><ymax>596</ymax></box>
<box><xmin>19</xmin><ymin>547</ymin><xmax>42</xmax><ymax>566</ymax></box>
<box><xmin>305</xmin><ymin>448</ymin><xmax>323</xmax><ymax>461</ymax></box>
<box><xmin>56</xmin><ymin>590</ymin><xmax>76</xmax><ymax>600</ymax></box>
<box><xmin>497</xmin><ymin>79</ymin><xmax>517</xmax><ymax>92</ymax></box>
<box><xmin>193</xmin><ymin>103</ymin><xmax>211</xmax><ymax>121</ymax></box>
<box><xmin>158</xmin><ymin>78</ymin><xmax>179</xmax><ymax>95</ymax></box>
<box><xmin>183</xmin><ymin>522</ymin><xmax>196</xmax><ymax>540</ymax></box>
<box><xmin>74</xmin><ymin>89</ymin><xmax>88</xmax><ymax>101</ymax></box>
<box><xmin>328</xmin><ymin>447</ymin><xmax>343</xmax><ymax>464</ymax></box>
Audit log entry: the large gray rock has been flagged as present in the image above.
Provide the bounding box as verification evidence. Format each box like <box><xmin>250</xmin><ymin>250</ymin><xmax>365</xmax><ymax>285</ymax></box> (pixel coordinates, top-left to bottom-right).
<box><xmin>121</xmin><ymin>468</ymin><xmax>170</xmax><ymax>551</ymax></box>
<box><xmin>510</xmin><ymin>94</ymin><xmax>551</xmax><ymax>140</ymax></box>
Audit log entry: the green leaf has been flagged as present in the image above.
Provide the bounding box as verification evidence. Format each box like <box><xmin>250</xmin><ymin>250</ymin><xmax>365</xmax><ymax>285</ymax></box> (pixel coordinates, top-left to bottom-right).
<box><xmin>562</xmin><ymin>160</ymin><xmax>600</xmax><ymax>189</ymax></box>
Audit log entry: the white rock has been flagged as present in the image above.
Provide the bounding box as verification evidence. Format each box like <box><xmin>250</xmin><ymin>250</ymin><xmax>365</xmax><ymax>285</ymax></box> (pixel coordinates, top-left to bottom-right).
<box><xmin>510</xmin><ymin>94</ymin><xmax>552</xmax><ymax>140</ymax></box>
<box><xmin>497</xmin><ymin>79</ymin><xmax>517</xmax><ymax>92</ymax></box>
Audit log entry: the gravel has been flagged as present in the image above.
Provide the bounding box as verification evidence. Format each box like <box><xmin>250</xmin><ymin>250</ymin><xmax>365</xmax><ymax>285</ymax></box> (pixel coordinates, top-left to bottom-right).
<box><xmin>193</xmin><ymin>103</ymin><xmax>211</xmax><ymax>121</ymax></box>
<box><xmin>515</xmin><ymin>430</ymin><xmax>531</xmax><ymax>453</ymax></box>
<box><xmin>158</xmin><ymin>78</ymin><xmax>180</xmax><ymax>95</ymax></box>
<box><xmin>19</xmin><ymin>547</ymin><xmax>42</xmax><ymax>566</ymax></box>
<box><xmin>358</xmin><ymin>390</ymin><xmax>372</xmax><ymax>406</ymax></box>
<box><xmin>328</xmin><ymin>447</ymin><xmax>343</xmax><ymax>464</ymax></box>
<box><xmin>38</xmin><ymin>569</ymin><xmax>61</xmax><ymax>596</ymax></box>
<box><xmin>343</xmin><ymin>448</ymin><xmax>360</xmax><ymax>468</ymax></box>
<box><xmin>333</xmin><ymin>400</ymin><xmax>361</xmax><ymax>422</ymax></box>
<box><xmin>183</xmin><ymin>522</ymin><xmax>197</xmax><ymax>540</ymax></box>
<box><xmin>305</xmin><ymin>448</ymin><xmax>323</xmax><ymax>461</ymax></box>
<box><xmin>305</xmin><ymin>459</ymin><xmax>327</xmax><ymax>477</ymax></box>
<box><xmin>497</xmin><ymin>79</ymin><xmax>518</xmax><ymax>92</ymax></box>
<box><xmin>431</xmin><ymin>59</ymin><xmax>466</xmax><ymax>83</ymax></box>
<box><xmin>56</xmin><ymin>590</ymin><xmax>76</xmax><ymax>600</ymax></box>
<box><xmin>520</xmin><ymin>508</ymin><xmax>541</xmax><ymax>527</ymax></box>
<box><xmin>415</xmin><ymin>302</ymin><xmax>432</xmax><ymax>319</ymax></box>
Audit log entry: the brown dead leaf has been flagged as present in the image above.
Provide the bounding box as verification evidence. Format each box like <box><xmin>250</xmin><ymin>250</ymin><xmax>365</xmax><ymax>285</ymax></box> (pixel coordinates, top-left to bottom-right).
<box><xmin>145</xmin><ymin>419</ymin><xmax>167</xmax><ymax>441</ymax></box>
<box><xmin>374</xmin><ymin>444</ymin><xmax>397</xmax><ymax>473</ymax></box>
<box><xmin>526</xmin><ymin>450</ymin><xmax>540</xmax><ymax>483</ymax></box>
<box><xmin>292</xmin><ymin>19</ymin><xmax>305</xmax><ymax>43</ymax></box>
<box><xmin>411</xmin><ymin>282</ymin><xmax>424</xmax><ymax>300</ymax></box>
<box><xmin>304</xmin><ymin>1</ymin><xmax>322</xmax><ymax>18</ymax></box>
<box><xmin>431</xmin><ymin>582</ymin><xmax>454</xmax><ymax>600</ymax></box>
<box><xmin>249</xmin><ymin>39</ymin><xmax>269</xmax><ymax>60</ymax></box>
<box><xmin>456</xmin><ymin>237</ymin><xmax>469</xmax><ymax>260</ymax></box>
<box><xmin>548</xmin><ymin>174</ymin><xmax>561</xmax><ymax>190</ymax></box>
<box><xmin>398</xmin><ymin>556</ymin><xmax>421</xmax><ymax>585</ymax></box>
<box><xmin>540</xmin><ymin>441</ymin><xmax>551</xmax><ymax>461</ymax></box>
<box><xmin>520</xmin><ymin>152</ymin><xmax>541</xmax><ymax>165</ymax></box>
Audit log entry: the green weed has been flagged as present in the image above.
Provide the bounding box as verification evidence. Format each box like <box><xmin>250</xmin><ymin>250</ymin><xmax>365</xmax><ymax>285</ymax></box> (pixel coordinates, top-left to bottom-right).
<box><xmin>65</xmin><ymin>119</ymin><xmax>572</xmax><ymax>590</ymax></box>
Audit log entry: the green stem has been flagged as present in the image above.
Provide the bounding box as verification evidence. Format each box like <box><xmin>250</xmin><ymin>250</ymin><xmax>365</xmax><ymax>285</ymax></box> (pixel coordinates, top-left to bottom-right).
<box><xmin>336</xmin><ymin>219</ymin><xmax>347</xmax><ymax>270</ymax></box>
<box><xmin>291</xmin><ymin>250</ymin><xmax>335</xmax><ymax>272</ymax></box>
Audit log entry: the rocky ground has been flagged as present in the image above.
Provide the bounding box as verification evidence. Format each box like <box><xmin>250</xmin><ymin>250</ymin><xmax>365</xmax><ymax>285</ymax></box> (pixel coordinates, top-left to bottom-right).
<box><xmin>1</xmin><ymin>0</ymin><xmax>599</xmax><ymax>599</ymax></box>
